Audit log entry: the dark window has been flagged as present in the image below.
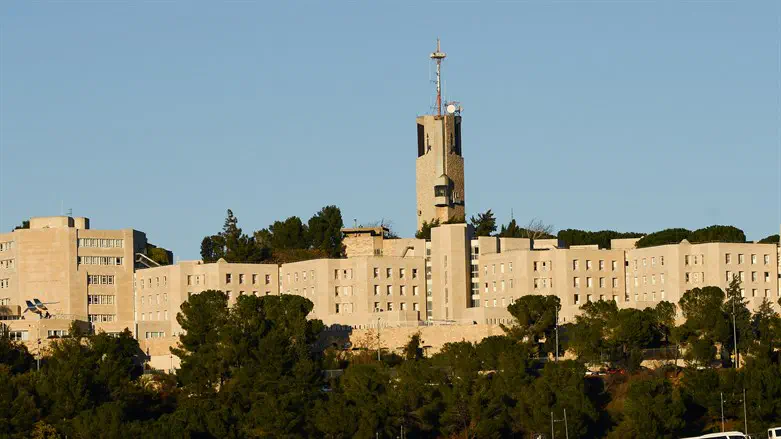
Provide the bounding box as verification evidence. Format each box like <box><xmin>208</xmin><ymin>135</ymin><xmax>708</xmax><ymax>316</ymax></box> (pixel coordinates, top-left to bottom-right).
<box><xmin>434</xmin><ymin>185</ymin><xmax>448</xmax><ymax>197</ymax></box>
<box><xmin>417</xmin><ymin>123</ymin><xmax>425</xmax><ymax>157</ymax></box>
<box><xmin>454</xmin><ymin>117</ymin><xmax>462</xmax><ymax>155</ymax></box>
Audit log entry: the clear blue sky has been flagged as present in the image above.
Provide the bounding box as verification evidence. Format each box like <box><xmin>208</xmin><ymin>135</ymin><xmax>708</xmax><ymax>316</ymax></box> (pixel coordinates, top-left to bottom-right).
<box><xmin>1</xmin><ymin>2</ymin><xmax>779</xmax><ymax>259</ymax></box>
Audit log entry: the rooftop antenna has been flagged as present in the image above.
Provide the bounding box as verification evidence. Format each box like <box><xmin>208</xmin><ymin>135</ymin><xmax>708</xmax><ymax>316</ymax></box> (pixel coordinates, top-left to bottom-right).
<box><xmin>511</xmin><ymin>208</ymin><xmax>514</xmax><ymax>221</ymax></box>
<box><xmin>430</xmin><ymin>38</ymin><xmax>446</xmax><ymax>116</ymax></box>
<box><xmin>66</xmin><ymin>208</ymin><xmax>72</xmax><ymax>217</ymax></box>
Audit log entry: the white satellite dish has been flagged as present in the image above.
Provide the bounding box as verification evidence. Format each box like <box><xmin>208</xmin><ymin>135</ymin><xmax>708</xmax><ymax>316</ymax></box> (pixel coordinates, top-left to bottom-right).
<box><xmin>446</xmin><ymin>104</ymin><xmax>456</xmax><ymax>114</ymax></box>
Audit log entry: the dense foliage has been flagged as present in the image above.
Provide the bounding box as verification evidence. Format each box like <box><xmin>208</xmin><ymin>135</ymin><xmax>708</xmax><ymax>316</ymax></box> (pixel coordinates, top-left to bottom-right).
<box><xmin>3</xmin><ymin>282</ymin><xmax>781</xmax><ymax>437</ymax></box>
<box><xmin>636</xmin><ymin>225</ymin><xmax>746</xmax><ymax>248</ymax></box>
<box><xmin>556</xmin><ymin>229</ymin><xmax>644</xmax><ymax>249</ymax></box>
<box><xmin>200</xmin><ymin>207</ymin><xmax>344</xmax><ymax>264</ymax></box>
<box><xmin>758</xmin><ymin>234</ymin><xmax>780</xmax><ymax>244</ymax></box>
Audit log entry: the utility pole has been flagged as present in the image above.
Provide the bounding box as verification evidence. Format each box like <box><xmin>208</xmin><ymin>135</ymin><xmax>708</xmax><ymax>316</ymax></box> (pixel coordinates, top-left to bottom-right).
<box><xmin>732</xmin><ymin>292</ymin><xmax>739</xmax><ymax>369</ymax></box>
<box><xmin>555</xmin><ymin>306</ymin><xmax>559</xmax><ymax>363</ymax></box>
<box><xmin>743</xmin><ymin>388</ymin><xmax>748</xmax><ymax>436</ymax></box>
<box><xmin>720</xmin><ymin>392</ymin><xmax>725</xmax><ymax>432</ymax></box>
<box><xmin>36</xmin><ymin>338</ymin><xmax>41</xmax><ymax>371</ymax></box>
<box><xmin>550</xmin><ymin>412</ymin><xmax>554</xmax><ymax>439</ymax></box>
<box><xmin>551</xmin><ymin>410</ymin><xmax>568</xmax><ymax>439</ymax></box>
<box><xmin>377</xmin><ymin>317</ymin><xmax>382</xmax><ymax>362</ymax></box>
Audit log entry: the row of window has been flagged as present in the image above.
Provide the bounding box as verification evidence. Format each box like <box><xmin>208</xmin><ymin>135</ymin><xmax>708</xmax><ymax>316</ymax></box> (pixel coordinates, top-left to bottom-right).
<box><xmin>484</xmin><ymin>279</ymin><xmax>516</xmax><ymax>293</ymax></box>
<box><xmin>88</xmin><ymin>294</ymin><xmax>115</xmax><ymax>305</ymax></box>
<box><xmin>372</xmin><ymin>267</ymin><xmax>419</xmax><ymax>280</ymax></box>
<box><xmin>225</xmin><ymin>273</ymin><xmax>271</xmax><ymax>285</ymax></box>
<box><xmin>140</xmin><ymin>310</ymin><xmax>168</xmax><ymax>321</ymax></box>
<box><xmin>0</xmin><ymin>259</ymin><xmax>14</xmax><ymax>269</ymax></box>
<box><xmin>371</xmin><ymin>302</ymin><xmax>420</xmax><ymax>312</ymax></box>
<box><xmin>480</xmin><ymin>296</ymin><xmax>517</xmax><ymax>308</ymax></box>
<box><xmin>0</xmin><ymin>279</ymin><xmax>9</xmax><ymax>289</ymax></box>
<box><xmin>88</xmin><ymin>314</ymin><xmax>116</xmax><ymax>323</ymax></box>
<box><xmin>138</xmin><ymin>276</ymin><xmax>167</xmax><ymax>289</ymax></box>
<box><xmin>0</xmin><ymin>241</ymin><xmax>13</xmax><ymax>252</ymax></box>
<box><xmin>573</xmin><ymin>277</ymin><xmax>621</xmax><ymax>288</ymax></box>
<box><xmin>574</xmin><ymin>293</ymin><xmax>650</xmax><ymax>305</ymax></box>
<box><xmin>141</xmin><ymin>293</ymin><xmax>168</xmax><ymax>307</ymax></box>
<box><xmin>483</xmin><ymin>263</ymin><xmax>514</xmax><ymax>277</ymax></box>
<box><xmin>725</xmin><ymin>253</ymin><xmax>771</xmax><ymax>265</ymax></box>
<box><xmin>87</xmin><ymin>274</ymin><xmax>115</xmax><ymax>285</ymax></box>
<box><xmin>288</xmin><ymin>270</ymin><xmax>316</xmax><ymax>284</ymax></box>
<box><xmin>631</xmin><ymin>257</ymin><xmax>665</xmax><ymax>271</ymax></box>
<box><xmin>145</xmin><ymin>331</ymin><xmax>166</xmax><ymax>339</ymax></box>
<box><xmin>742</xmin><ymin>288</ymin><xmax>775</xmax><ymax>298</ymax></box>
<box><xmin>372</xmin><ymin>285</ymin><xmax>420</xmax><ymax>296</ymax></box>
<box><xmin>573</xmin><ymin>259</ymin><xmax>621</xmax><ymax>271</ymax></box>
<box><xmin>78</xmin><ymin>256</ymin><xmax>123</xmax><ymax>266</ymax></box>
<box><xmin>78</xmin><ymin>238</ymin><xmax>124</xmax><ymax>248</ymax></box>
<box><xmin>533</xmin><ymin>261</ymin><xmax>553</xmax><ymax>272</ymax></box>
<box><xmin>683</xmin><ymin>254</ymin><xmax>704</xmax><ymax>266</ymax></box>
<box><xmin>533</xmin><ymin>278</ymin><xmax>553</xmax><ymax>289</ymax></box>
<box><xmin>0</xmin><ymin>298</ymin><xmax>9</xmax><ymax>305</ymax></box>
<box><xmin>627</xmin><ymin>273</ymin><xmax>666</xmax><ymax>289</ymax></box>
<box><xmin>726</xmin><ymin>271</ymin><xmax>773</xmax><ymax>283</ymax></box>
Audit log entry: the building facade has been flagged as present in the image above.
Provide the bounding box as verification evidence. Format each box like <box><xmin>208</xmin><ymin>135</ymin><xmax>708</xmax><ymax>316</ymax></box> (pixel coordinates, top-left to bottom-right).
<box><xmin>0</xmin><ymin>216</ymin><xmax>146</xmax><ymax>343</ymax></box>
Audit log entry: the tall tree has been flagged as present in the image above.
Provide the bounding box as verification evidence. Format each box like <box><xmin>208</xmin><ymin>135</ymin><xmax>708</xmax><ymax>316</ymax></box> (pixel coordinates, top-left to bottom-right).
<box><xmin>415</xmin><ymin>219</ymin><xmax>440</xmax><ymax>240</ymax></box>
<box><xmin>307</xmin><ymin>205</ymin><xmax>344</xmax><ymax>257</ymax></box>
<box><xmin>504</xmin><ymin>295</ymin><xmax>561</xmax><ymax>356</ymax></box>
<box><xmin>469</xmin><ymin>209</ymin><xmax>496</xmax><ymax>237</ymax></box>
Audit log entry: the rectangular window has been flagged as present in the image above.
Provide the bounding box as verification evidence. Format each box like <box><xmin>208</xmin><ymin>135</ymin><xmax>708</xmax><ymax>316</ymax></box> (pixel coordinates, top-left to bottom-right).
<box><xmin>586</xmin><ymin>294</ymin><xmax>593</xmax><ymax>303</ymax></box>
<box><xmin>752</xmin><ymin>289</ymin><xmax>757</xmax><ymax>297</ymax></box>
<box><xmin>374</xmin><ymin>285</ymin><xmax>380</xmax><ymax>296</ymax></box>
<box><xmin>574</xmin><ymin>294</ymin><xmax>580</xmax><ymax>305</ymax></box>
<box><xmin>764</xmin><ymin>254</ymin><xmax>770</xmax><ymax>265</ymax></box>
<box><xmin>501</xmin><ymin>280</ymin><xmax>505</xmax><ymax>291</ymax></box>
<box><xmin>587</xmin><ymin>277</ymin><xmax>593</xmax><ymax>288</ymax></box>
<box><xmin>400</xmin><ymin>302</ymin><xmax>407</xmax><ymax>311</ymax></box>
<box><xmin>751</xmin><ymin>254</ymin><xmax>757</xmax><ymax>265</ymax></box>
<box><xmin>684</xmin><ymin>255</ymin><xmax>689</xmax><ymax>266</ymax></box>
<box><xmin>651</xmin><ymin>257</ymin><xmax>656</xmax><ymax>267</ymax></box>
<box><xmin>400</xmin><ymin>285</ymin><xmax>406</xmax><ymax>296</ymax></box>
<box><xmin>387</xmin><ymin>302</ymin><xmax>393</xmax><ymax>311</ymax></box>
<box><xmin>765</xmin><ymin>272</ymin><xmax>771</xmax><ymax>282</ymax></box>
<box><xmin>412</xmin><ymin>268</ymin><xmax>418</xmax><ymax>279</ymax></box>
<box><xmin>599</xmin><ymin>260</ymin><xmax>605</xmax><ymax>271</ymax></box>
<box><xmin>226</xmin><ymin>274</ymin><xmax>232</xmax><ymax>284</ymax></box>
<box><xmin>413</xmin><ymin>285</ymin><xmax>419</xmax><ymax>296</ymax></box>
<box><xmin>612</xmin><ymin>278</ymin><xmax>618</xmax><ymax>288</ymax></box>
<box><xmin>586</xmin><ymin>260</ymin><xmax>592</xmax><ymax>270</ymax></box>
<box><xmin>739</xmin><ymin>271</ymin><xmax>745</xmax><ymax>282</ymax></box>
<box><xmin>413</xmin><ymin>303</ymin><xmax>419</xmax><ymax>311</ymax></box>
<box><xmin>509</xmin><ymin>262</ymin><xmax>513</xmax><ymax>272</ymax></box>
<box><xmin>387</xmin><ymin>285</ymin><xmax>392</xmax><ymax>296</ymax></box>
<box><xmin>726</xmin><ymin>271</ymin><xmax>733</xmax><ymax>282</ymax></box>
<box><xmin>265</xmin><ymin>274</ymin><xmax>271</xmax><ymax>285</ymax></box>
<box><xmin>400</xmin><ymin>268</ymin><xmax>406</xmax><ymax>279</ymax></box>
<box><xmin>573</xmin><ymin>260</ymin><xmax>579</xmax><ymax>270</ymax></box>
<box><xmin>386</xmin><ymin>268</ymin><xmax>392</xmax><ymax>278</ymax></box>
<box><xmin>751</xmin><ymin>272</ymin><xmax>757</xmax><ymax>282</ymax></box>
<box><xmin>611</xmin><ymin>260</ymin><xmax>617</xmax><ymax>271</ymax></box>
<box><xmin>534</xmin><ymin>261</ymin><xmax>539</xmax><ymax>272</ymax></box>
<box><xmin>738</xmin><ymin>254</ymin><xmax>744</xmax><ymax>264</ymax></box>
<box><xmin>374</xmin><ymin>302</ymin><xmax>381</xmax><ymax>311</ymax></box>
<box><xmin>599</xmin><ymin>277</ymin><xmax>605</xmax><ymax>288</ymax></box>
<box><xmin>573</xmin><ymin>277</ymin><xmax>580</xmax><ymax>288</ymax></box>
<box><xmin>685</xmin><ymin>273</ymin><xmax>690</xmax><ymax>283</ymax></box>
<box><xmin>500</xmin><ymin>263</ymin><xmax>505</xmax><ymax>274</ymax></box>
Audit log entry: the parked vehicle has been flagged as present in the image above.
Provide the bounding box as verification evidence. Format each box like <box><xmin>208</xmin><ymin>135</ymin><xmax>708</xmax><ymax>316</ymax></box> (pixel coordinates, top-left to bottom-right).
<box><xmin>768</xmin><ymin>427</ymin><xmax>781</xmax><ymax>438</ymax></box>
<box><xmin>680</xmin><ymin>432</ymin><xmax>748</xmax><ymax>439</ymax></box>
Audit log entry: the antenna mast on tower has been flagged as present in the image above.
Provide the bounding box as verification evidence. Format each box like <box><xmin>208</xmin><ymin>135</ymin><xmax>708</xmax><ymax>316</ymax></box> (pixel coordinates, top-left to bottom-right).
<box><xmin>430</xmin><ymin>38</ymin><xmax>446</xmax><ymax>116</ymax></box>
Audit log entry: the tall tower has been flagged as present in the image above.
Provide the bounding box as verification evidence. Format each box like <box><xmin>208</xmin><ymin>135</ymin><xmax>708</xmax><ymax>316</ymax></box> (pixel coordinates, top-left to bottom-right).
<box><xmin>415</xmin><ymin>39</ymin><xmax>466</xmax><ymax>231</ymax></box>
